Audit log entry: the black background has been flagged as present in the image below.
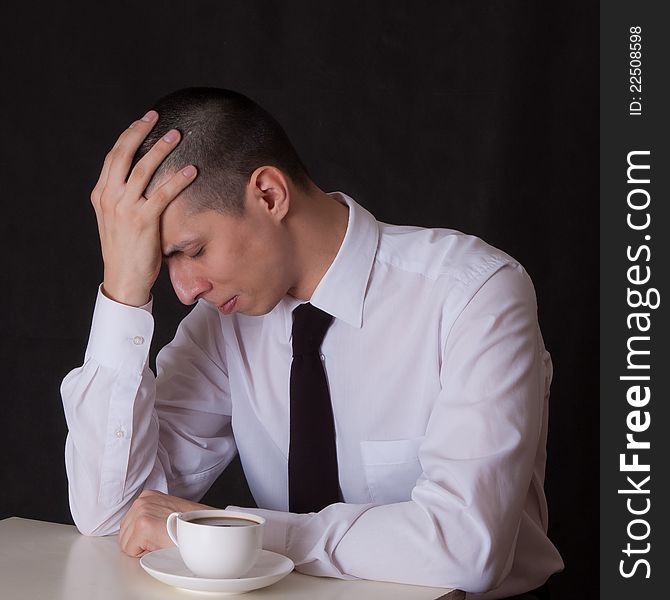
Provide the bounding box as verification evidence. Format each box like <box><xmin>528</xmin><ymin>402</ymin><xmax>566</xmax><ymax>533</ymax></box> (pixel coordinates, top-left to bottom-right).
<box><xmin>1</xmin><ymin>2</ymin><xmax>598</xmax><ymax>597</ymax></box>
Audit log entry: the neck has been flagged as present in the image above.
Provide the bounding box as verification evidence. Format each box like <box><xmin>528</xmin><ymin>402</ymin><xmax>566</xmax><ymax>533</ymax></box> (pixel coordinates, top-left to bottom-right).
<box><xmin>286</xmin><ymin>187</ymin><xmax>349</xmax><ymax>300</ymax></box>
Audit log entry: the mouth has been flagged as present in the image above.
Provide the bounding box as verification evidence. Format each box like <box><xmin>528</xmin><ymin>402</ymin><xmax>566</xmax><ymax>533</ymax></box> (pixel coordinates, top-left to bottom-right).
<box><xmin>217</xmin><ymin>295</ymin><xmax>239</xmax><ymax>315</ymax></box>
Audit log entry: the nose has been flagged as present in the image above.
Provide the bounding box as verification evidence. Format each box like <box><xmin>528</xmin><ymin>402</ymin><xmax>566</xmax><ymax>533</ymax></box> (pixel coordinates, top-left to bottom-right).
<box><xmin>168</xmin><ymin>261</ymin><xmax>212</xmax><ymax>305</ymax></box>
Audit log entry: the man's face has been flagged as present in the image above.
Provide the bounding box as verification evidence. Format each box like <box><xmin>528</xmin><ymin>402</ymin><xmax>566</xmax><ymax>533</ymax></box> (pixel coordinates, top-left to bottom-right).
<box><xmin>160</xmin><ymin>193</ymin><xmax>294</xmax><ymax>316</ymax></box>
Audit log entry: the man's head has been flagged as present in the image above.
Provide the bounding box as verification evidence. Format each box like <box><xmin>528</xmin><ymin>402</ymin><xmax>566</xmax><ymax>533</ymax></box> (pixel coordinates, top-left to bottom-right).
<box><xmin>132</xmin><ymin>87</ymin><xmax>312</xmax><ymax>216</ymax></box>
<box><xmin>138</xmin><ymin>87</ymin><xmax>347</xmax><ymax>316</ymax></box>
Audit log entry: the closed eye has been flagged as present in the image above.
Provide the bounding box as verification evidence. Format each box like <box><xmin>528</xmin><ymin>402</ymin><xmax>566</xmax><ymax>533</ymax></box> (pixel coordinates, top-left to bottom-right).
<box><xmin>192</xmin><ymin>246</ymin><xmax>205</xmax><ymax>258</ymax></box>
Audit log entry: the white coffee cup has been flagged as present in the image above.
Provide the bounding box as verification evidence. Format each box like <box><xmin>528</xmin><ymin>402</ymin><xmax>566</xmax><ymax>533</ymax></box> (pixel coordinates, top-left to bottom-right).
<box><xmin>166</xmin><ymin>509</ymin><xmax>265</xmax><ymax>579</ymax></box>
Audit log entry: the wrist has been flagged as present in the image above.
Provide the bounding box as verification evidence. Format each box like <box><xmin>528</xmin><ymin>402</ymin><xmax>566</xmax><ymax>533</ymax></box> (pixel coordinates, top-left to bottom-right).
<box><xmin>101</xmin><ymin>281</ymin><xmax>152</xmax><ymax>307</ymax></box>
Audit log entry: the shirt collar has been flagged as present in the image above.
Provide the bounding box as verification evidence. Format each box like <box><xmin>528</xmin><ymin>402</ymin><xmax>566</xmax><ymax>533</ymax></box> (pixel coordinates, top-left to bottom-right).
<box><xmin>280</xmin><ymin>192</ymin><xmax>379</xmax><ymax>341</ymax></box>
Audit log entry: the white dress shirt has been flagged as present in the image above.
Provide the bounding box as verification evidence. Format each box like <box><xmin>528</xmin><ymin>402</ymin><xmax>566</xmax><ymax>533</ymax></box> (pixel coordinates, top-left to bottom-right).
<box><xmin>61</xmin><ymin>192</ymin><xmax>563</xmax><ymax>598</ymax></box>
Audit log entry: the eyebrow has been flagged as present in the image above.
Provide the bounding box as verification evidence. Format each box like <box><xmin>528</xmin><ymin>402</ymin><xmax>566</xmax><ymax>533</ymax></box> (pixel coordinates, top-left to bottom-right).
<box><xmin>162</xmin><ymin>239</ymin><xmax>200</xmax><ymax>259</ymax></box>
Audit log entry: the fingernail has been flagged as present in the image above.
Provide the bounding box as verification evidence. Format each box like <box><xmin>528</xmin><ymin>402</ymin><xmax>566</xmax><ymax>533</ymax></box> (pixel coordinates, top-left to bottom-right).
<box><xmin>182</xmin><ymin>165</ymin><xmax>196</xmax><ymax>178</ymax></box>
<box><xmin>163</xmin><ymin>130</ymin><xmax>178</xmax><ymax>143</ymax></box>
<box><xmin>142</xmin><ymin>110</ymin><xmax>158</xmax><ymax>122</ymax></box>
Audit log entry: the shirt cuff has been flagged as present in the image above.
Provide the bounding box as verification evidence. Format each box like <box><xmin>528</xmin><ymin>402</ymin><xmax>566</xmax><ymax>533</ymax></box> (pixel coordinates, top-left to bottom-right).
<box><xmin>84</xmin><ymin>284</ymin><xmax>155</xmax><ymax>371</ymax></box>
<box><xmin>226</xmin><ymin>505</ymin><xmax>294</xmax><ymax>556</ymax></box>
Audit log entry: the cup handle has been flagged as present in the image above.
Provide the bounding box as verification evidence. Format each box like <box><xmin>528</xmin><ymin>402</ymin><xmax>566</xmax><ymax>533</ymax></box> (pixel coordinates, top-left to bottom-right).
<box><xmin>166</xmin><ymin>512</ymin><xmax>180</xmax><ymax>547</ymax></box>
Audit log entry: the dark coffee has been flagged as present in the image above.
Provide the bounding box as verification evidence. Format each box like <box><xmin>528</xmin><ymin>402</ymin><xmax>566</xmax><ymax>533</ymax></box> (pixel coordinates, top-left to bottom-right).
<box><xmin>188</xmin><ymin>516</ymin><xmax>258</xmax><ymax>527</ymax></box>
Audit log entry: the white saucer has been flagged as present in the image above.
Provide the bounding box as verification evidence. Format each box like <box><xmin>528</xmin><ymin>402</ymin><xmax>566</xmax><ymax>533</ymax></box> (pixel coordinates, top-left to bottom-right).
<box><xmin>140</xmin><ymin>547</ymin><xmax>294</xmax><ymax>595</ymax></box>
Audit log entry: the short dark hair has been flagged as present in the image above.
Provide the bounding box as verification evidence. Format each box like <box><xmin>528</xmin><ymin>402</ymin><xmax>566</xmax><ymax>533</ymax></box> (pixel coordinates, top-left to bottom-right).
<box><xmin>131</xmin><ymin>87</ymin><xmax>311</xmax><ymax>216</ymax></box>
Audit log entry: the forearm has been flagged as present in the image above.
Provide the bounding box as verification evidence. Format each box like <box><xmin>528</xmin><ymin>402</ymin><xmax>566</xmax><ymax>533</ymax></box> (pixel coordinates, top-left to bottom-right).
<box><xmin>232</xmin><ymin>482</ymin><xmax>517</xmax><ymax>592</ymax></box>
<box><xmin>61</xmin><ymin>289</ymin><xmax>163</xmax><ymax>535</ymax></box>
<box><xmin>62</xmin><ymin>367</ymin><xmax>165</xmax><ymax>535</ymax></box>
<box><xmin>61</xmin><ymin>289</ymin><xmax>238</xmax><ymax>535</ymax></box>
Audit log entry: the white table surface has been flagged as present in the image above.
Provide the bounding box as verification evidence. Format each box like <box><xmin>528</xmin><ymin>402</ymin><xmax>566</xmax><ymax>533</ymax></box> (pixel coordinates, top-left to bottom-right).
<box><xmin>0</xmin><ymin>518</ymin><xmax>464</xmax><ymax>600</ymax></box>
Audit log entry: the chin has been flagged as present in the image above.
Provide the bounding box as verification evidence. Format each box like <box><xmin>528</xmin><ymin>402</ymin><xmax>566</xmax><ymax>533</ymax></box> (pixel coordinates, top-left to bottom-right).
<box><xmin>247</xmin><ymin>296</ymin><xmax>283</xmax><ymax>317</ymax></box>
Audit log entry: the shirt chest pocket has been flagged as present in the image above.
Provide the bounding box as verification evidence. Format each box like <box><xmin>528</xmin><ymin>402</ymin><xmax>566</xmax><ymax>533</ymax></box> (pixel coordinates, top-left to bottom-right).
<box><xmin>360</xmin><ymin>436</ymin><xmax>425</xmax><ymax>504</ymax></box>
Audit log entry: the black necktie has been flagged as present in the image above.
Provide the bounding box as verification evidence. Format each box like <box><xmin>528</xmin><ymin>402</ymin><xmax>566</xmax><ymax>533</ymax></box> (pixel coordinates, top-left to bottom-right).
<box><xmin>288</xmin><ymin>303</ymin><xmax>341</xmax><ymax>513</ymax></box>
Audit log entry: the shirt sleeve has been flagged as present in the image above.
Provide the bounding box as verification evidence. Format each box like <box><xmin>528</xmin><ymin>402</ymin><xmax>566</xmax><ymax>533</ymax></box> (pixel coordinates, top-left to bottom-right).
<box><xmin>61</xmin><ymin>287</ymin><xmax>237</xmax><ymax>536</ymax></box>
<box><xmin>229</xmin><ymin>263</ymin><xmax>552</xmax><ymax>594</ymax></box>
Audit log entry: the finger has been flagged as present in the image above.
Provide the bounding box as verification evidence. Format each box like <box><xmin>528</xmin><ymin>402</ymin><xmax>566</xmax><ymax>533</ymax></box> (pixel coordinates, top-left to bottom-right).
<box><xmin>126</xmin><ymin>514</ymin><xmax>165</xmax><ymax>557</ymax></box>
<box><xmin>91</xmin><ymin>148</ymin><xmax>115</xmax><ymax>210</ymax></box>
<box><xmin>118</xmin><ymin>509</ymin><xmax>141</xmax><ymax>554</ymax></box>
<box><xmin>121</xmin><ymin>532</ymin><xmax>145</xmax><ymax>558</ymax></box>
<box><xmin>136</xmin><ymin>537</ymin><xmax>163</xmax><ymax>558</ymax></box>
<box><xmin>125</xmin><ymin>130</ymin><xmax>182</xmax><ymax>198</ymax></box>
<box><xmin>92</xmin><ymin>111</ymin><xmax>159</xmax><ymax>206</ymax></box>
<box><xmin>118</xmin><ymin>493</ymin><xmax>144</xmax><ymax>552</ymax></box>
<box><xmin>118</xmin><ymin>517</ymin><xmax>132</xmax><ymax>554</ymax></box>
<box><xmin>105</xmin><ymin>110</ymin><xmax>160</xmax><ymax>189</ymax></box>
<box><xmin>119</xmin><ymin>517</ymin><xmax>146</xmax><ymax>558</ymax></box>
<box><xmin>143</xmin><ymin>165</ymin><xmax>198</xmax><ymax>217</ymax></box>
<box><xmin>119</xmin><ymin>507</ymin><xmax>131</xmax><ymax>535</ymax></box>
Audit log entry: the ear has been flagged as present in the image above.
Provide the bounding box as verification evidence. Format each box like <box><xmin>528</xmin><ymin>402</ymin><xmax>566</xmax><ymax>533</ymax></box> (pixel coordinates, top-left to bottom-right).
<box><xmin>247</xmin><ymin>166</ymin><xmax>290</xmax><ymax>222</ymax></box>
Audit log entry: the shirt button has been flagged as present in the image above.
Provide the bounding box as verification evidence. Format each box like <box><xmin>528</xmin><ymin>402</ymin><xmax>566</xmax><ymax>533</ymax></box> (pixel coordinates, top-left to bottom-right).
<box><xmin>115</xmin><ymin>430</ymin><xmax>125</xmax><ymax>439</ymax></box>
<box><xmin>132</xmin><ymin>336</ymin><xmax>144</xmax><ymax>345</ymax></box>
<box><xmin>320</xmin><ymin>354</ymin><xmax>325</xmax><ymax>361</ymax></box>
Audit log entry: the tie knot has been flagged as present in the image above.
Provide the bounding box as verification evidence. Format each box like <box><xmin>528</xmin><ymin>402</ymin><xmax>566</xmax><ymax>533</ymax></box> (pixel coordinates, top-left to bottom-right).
<box><xmin>292</xmin><ymin>303</ymin><xmax>333</xmax><ymax>356</ymax></box>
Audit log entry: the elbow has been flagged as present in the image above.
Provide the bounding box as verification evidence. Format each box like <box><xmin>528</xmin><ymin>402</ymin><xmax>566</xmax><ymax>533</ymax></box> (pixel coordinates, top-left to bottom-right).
<box><xmin>452</xmin><ymin>566</ymin><xmax>503</xmax><ymax>595</ymax></box>
<box><xmin>71</xmin><ymin>510</ymin><xmax>120</xmax><ymax>537</ymax></box>
<box><xmin>74</xmin><ymin>522</ymin><xmax>101</xmax><ymax>537</ymax></box>
<box><xmin>68</xmin><ymin>489</ymin><xmax>123</xmax><ymax>537</ymax></box>
<box><xmin>425</xmin><ymin>522</ymin><xmax>512</xmax><ymax>593</ymax></box>
<box><xmin>403</xmin><ymin>539</ymin><xmax>510</xmax><ymax>592</ymax></box>
<box><xmin>448</xmin><ymin>544</ymin><xmax>513</xmax><ymax>594</ymax></box>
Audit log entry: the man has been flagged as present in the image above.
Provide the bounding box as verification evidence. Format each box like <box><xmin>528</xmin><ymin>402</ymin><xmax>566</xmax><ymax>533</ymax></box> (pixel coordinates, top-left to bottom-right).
<box><xmin>61</xmin><ymin>87</ymin><xmax>563</xmax><ymax>598</ymax></box>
